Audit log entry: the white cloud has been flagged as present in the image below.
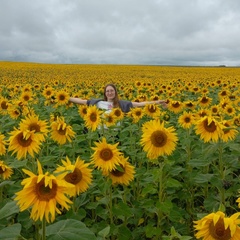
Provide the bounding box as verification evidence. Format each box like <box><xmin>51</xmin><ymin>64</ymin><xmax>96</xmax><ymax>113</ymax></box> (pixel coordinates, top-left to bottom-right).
<box><xmin>0</xmin><ymin>0</ymin><xmax>240</xmax><ymax>66</ymax></box>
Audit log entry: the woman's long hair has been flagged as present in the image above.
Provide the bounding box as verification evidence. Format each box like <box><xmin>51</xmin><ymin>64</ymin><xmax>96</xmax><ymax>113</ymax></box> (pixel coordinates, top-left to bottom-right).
<box><xmin>103</xmin><ymin>83</ymin><xmax>120</xmax><ymax>108</ymax></box>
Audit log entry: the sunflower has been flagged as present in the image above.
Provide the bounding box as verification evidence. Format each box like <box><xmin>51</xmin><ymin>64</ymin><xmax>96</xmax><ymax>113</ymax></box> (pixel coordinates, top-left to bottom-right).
<box><xmin>144</xmin><ymin>104</ymin><xmax>161</xmax><ymax>119</ymax></box>
<box><xmin>194</xmin><ymin>211</ymin><xmax>240</xmax><ymax>240</ymax></box>
<box><xmin>50</xmin><ymin>117</ymin><xmax>75</xmax><ymax>145</ymax></box>
<box><xmin>102</xmin><ymin>155</ymin><xmax>135</xmax><ymax>186</ymax></box>
<box><xmin>7</xmin><ymin>106</ymin><xmax>21</xmax><ymax>119</ymax></box>
<box><xmin>198</xmin><ymin>95</ymin><xmax>212</xmax><ymax>108</ymax></box>
<box><xmin>0</xmin><ymin>161</ymin><xmax>13</xmax><ymax>180</ymax></box>
<box><xmin>42</xmin><ymin>87</ymin><xmax>55</xmax><ymax>99</ymax></box>
<box><xmin>91</xmin><ymin>137</ymin><xmax>122</xmax><ymax>172</ymax></box>
<box><xmin>210</xmin><ymin>104</ymin><xmax>221</xmax><ymax>116</ymax></box>
<box><xmin>19</xmin><ymin>115</ymin><xmax>49</xmax><ymax>142</ymax></box>
<box><xmin>20</xmin><ymin>91</ymin><xmax>33</xmax><ymax>103</ymax></box>
<box><xmin>0</xmin><ymin>133</ymin><xmax>7</xmax><ymax>156</ymax></box>
<box><xmin>178</xmin><ymin>111</ymin><xmax>195</xmax><ymax>129</ymax></box>
<box><xmin>14</xmin><ymin>160</ymin><xmax>74</xmax><ymax>223</ymax></box>
<box><xmin>140</xmin><ymin>119</ymin><xmax>178</xmax><ymax>160</ymax></box>
<box><xmin>8</xmin><ymin>129</ymin><xmax>42</xmax><ymax>160</ymax></box>
<box><xmin>168</xmin><ymin>100</ymin><xmax>183</xmax><ymax>114</ymax></box>
<box><xmin>224</xmin><ymin>104</ymin><xmax>236</xmax><ymax>116</ymax></box>
<box><xmin>220</xmin><ymin>119</ymin><xmax>238</xmax><ymax>142</ymax></box>
<box><xmin>184</xmin><ymin>100</ymin><xmax>196</xmax><ymax>110</ymax></box>
<box><xmin>195</xmin><ymin>116</ymin><xmax>224</xmax><ymax>143</ymax></box>
<box><xmin>233</xmin><ymin>115</ymin><xmax>240</xmax><ymax>127</ymax></box>
<box><xmin>84</xmin><ymin>105</ymin><xmax>102</xmax><ymax>131</ymax></box>
<box><xmin>102</xmin><ymin>111</ymin><xmax>118</xmax><ymax>127</ymax></box>
<box><xmin>112</xmin><ymin>108</ymin><xmax>125</xmax><ymax>121</ymax></box>
<box><xmin>54</xmin><ymin>156</ymin><xmax>93</xmax><ymax>196</ymax></box>
<box><xmin>78</xmin><ymin>105</ymin><xmax>88</xmax><ymax>119</ymax></box>
<box><xmin>54</xmin><ymin>90</ymin><xmax>69</xmax><ymax>106</ymax></box>
<box><xmin>128</xmin><ymin>107</ymin><xmax>145</xmax><ymax>123</ymax></box>
<box><xmin>0</xmin><ymin>97</ymin><xmax>11</xmax><ymax>115</ymax></box>
<box><xmin>195</xmin><ymin>108</ymin><xmax>211</xmax><ymax>121</ymax></box>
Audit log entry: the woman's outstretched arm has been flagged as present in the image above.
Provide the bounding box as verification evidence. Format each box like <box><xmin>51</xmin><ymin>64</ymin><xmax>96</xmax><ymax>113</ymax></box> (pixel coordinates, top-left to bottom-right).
<box><xmin>69</xmin><ymin>97</ymin><xmax>88</xmax><ymax>105</ymax></box>
<box><xmin>132</xmin><ymin>100</ymin><xmax>168</xmax><ymax>108</ymax></box>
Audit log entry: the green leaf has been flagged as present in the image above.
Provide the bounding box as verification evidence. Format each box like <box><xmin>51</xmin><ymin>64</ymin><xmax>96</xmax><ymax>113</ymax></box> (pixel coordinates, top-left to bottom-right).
<box><xmin>188</xmin><ymin>158</ymin><xmax>212</xmax><ymax>167</ymax></box>
<box><xmin>0</xmin><ymin>223</ymin><xmax>21</xmax><ymax>240</ymax></box>
<box><xmin>0</xmin><ymin>201</ymin><xmax>19</xmax><ymax>220</ymax></box>
<box><xmin>0</xmin><ymin>181</ymin><xmax>14</xmax><ymax>188</ymax></box>
<box><xmin>166</xmin><ymin>177</ymin><xmax>182</xmax><ymax>188</ymax></box>
<box><xmin>112</xmin><ymin>202</ymin><xmax>133</xmax><ymax>218</ymax></box>
<box><xmin>193</xmin><ymin>173</ymin><xmax>214</xmax><ymax>183</ymax></box>
<box><xmin>97</xmin><ymin>225</ymin><xmax>110</xmax><ymax>238</ymax></box>
<box><xmin>45</xmin><ymin>219</ymin><xmax>96</xmax><ymax>240</ymax></box>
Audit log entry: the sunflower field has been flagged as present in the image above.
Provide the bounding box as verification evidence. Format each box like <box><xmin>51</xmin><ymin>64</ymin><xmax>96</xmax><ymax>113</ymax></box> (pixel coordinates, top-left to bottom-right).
<box><xmin>0</xmin><ymin>61</ymin><xmax>240</xmax><ymax>240</ymax></box>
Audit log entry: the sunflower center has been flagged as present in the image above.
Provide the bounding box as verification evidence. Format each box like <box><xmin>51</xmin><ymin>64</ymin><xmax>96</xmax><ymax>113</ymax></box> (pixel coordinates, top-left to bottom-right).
<box><xmin>64</xmin><ymin>168</ymin><xmax>82</xmax><ymax>184</ymax></box>
<box><xmin>212</xmin><ymin>107</ymin><xmax>218</xmax><ymax>113</ymax></box>
<box><xmin>111</xmin><ymin>164</ymin><xmax>125</xmax><ymax>177</ymax></box>
<box><xmin>172</xmin><ymin>102</ymin><xmax>180</xmax><ymax>108</ymax></box>
<box><xmin>100</xmin><ymin>148</ymin><xmax>113</xmax><ymax>161</ymax></box>
<box><xmin>114</xmin><ymin>109</ymin><xmax>121</xmax><ymax>117</ymax></box>
<box><xmin>58</xmin><ymin>126</ymin><xmax>67</xmax><ymax>135</ymax></box>
<box><xmin>148</xmin><ymin>105</ymin><xmax>156</xmax><ymax>113</ymax></box>
<box><xmin>46</xmin><ymin>91</ymin><xmax>51</xmax><ymax>96</ymax></box>
<box><xmin>209</xmin><ymin>218</ymin><xmax>231</xmax><ymax>240</ymax></box>
<box><xmin>0</xmin><ymin>167</ymin><xmax>4</xmax><ymax>174</ymax></box>
<box><xmin>29</xmin><ymin>123</ymin><xmax>41</xmax><ymax>132</ymax></box>
<box><xmin>59</xmin><ymin>94</ymin><xmax>65</xmax><ymax>101</ymax></box>
<box><xmin>200</xmin><ymin>97</ymin><xmax>208</xmax><ymax>104</ymax></box>
<box><xmin>203</xmin><ymin>119</ymin><xmax>217</xmax><ymax>133</ymax></box>
<box><xmin>90</xmin><ymin>113</ymin><xmax>97</xmax><ymax>122</ymax></box>
<box><xmin>1</xmin><ymin>101</ymin><xmax>8</xmax><ymax>109</ymax></box>
<box><xmin>36</xmin><ymin>179</ymin><xmax>57</xmax><ymax>201</ymax></box>
<box><xmin>184</xmin><ymin>117</ymin><xmax>191</xmax><ymax>123</ymax></box>
<box><xmin>150</xmin><ymin>130</ymin><xmax>167</xmax><ymax>147</ymax></box>
<box><xmin>136</xmin><ymin>110</ymin><xmax>142</xmax><ymax>116</ymax></box>
<box><xmin>186</xmin><ymin>103</ymin><xmax>194</xmax><ymax>107</ymax></box>
<box><xmin>17</xmin><ymin>132</ymin><xmax>33</xmax><ymax>147</ymax></box>
<box><xmin>23</xmin><ymin>95</ymin><xmax>30</xmax><ymax>101</ymax></box>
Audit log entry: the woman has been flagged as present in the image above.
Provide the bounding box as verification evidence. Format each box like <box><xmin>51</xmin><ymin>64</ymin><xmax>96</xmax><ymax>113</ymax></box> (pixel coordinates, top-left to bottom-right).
<box><xmin>69</xmin><ymin>83</ymin><xmax>167</xmax><ymax>113</ymax></box>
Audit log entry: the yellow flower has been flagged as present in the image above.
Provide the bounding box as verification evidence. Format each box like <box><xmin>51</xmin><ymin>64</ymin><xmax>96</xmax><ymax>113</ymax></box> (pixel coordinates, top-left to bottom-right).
<box><xmin>102</xmin><ymin>155</ymin><xmax>135</xmax><ymax>186</ymax></box>
<box><xmin>91</xmin><ymin>137</ymin><xmax>122</xmax><ymax>172</ymax></box>
<box><xmin>140</xmin><ymin>119</ymin><xmax>178</xmax><ymax>160</ymax></box>
<box><xmin>168</xmin><ymin>100</ymin><xmax>183</xmax><ymax>114</ymax></box>
<box><xmin>15</xmin><ymin>160</ymin><xmax>74</xmax><ymax>223</ymax></box>
<box><xmin>78</xmin><ymin>105</ymin><xmax>88</xmax><ymax>119</ymax></box>
<box><xmin>19</xmin><ymin>114</ymin><xmax>49</xmax><ymax>142</ymax></box>
<box><xmin>55</xmin><ymin>89</ymin><xmax>69</xmax><ymax>106</ymax></box>
<box><xmin>221</xmin><ymin>119</ymin><xmax>238</xmax><ymax>142</ymax></box>
<box><xmin>0</xmin><ymin>161</ymin><xmax>13</xmax><ymax>180</ymax></box>
<box><xmin>128</xmin><ymin>107</ymin><xmax>144</xmax><ymax>123</ymax></box>
<box><xmin>112</xmin><ymin>108</ymin><xmax>125</xmax><ymax>121</ymax></box>
<box><xmin>194</xmin><ymin>211</ymin><xmax>240</xmax><ymax>240</ymax></box>
<box><xmin>8</xmin><ymin>129</ymin><xmax>42</xmax><ymax>160</ymax></box>
<box><xmin>50</xmin><ymin>117</ymin><xmax>75</xmax><ymax>145</ymax></box>
<box><xmin>143</xmin><ymin>104</ymin><xmax>161</xmax><ymax>119</ymax></box>
<box><xmin>84</xmin><ymin>105</ymin><xmax>102</xmax><ymax>131</ymax></box>
<box><xmin>195</xmin><ymin>116</ymin><xmax>224</xmax><ymax>143</ymax></box>
<box><xmin>0</xmin><ymin>133</ymin><xmax>7</xmax><ymax>156</ymax></box>
<box><xmin>178</xmin><ymin>111</ymin><xmax>195</xmax><ymax>129</ymax></box>
<box><xmin>54</xmin><ymin>156</ymin><xmax>93</xmax><ymax>196</ymax></box>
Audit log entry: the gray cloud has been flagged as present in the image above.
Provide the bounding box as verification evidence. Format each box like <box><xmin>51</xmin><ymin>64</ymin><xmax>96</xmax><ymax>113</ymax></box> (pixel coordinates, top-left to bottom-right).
<box><xmin>0</xmin><ymin>0</ymin><xmax>240</xmax><ymax>66</ymax></box>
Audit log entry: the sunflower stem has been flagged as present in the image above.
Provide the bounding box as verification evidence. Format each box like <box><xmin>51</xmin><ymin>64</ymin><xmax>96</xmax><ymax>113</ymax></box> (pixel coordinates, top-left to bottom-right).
<box><xmin>157</xmin><ymin>160</ymin><xmax>165</xmax><ymax>238</ymax></box>
<box><xmin>41</xmin><ymin>217</ymin><xmax>46</xmax><ymax>240</ymax></box>
<box><xmin>109</xmin><ymin>183</ymin><xmax>113</xmax><ymax>225</ymax></box>
<box><xmin>218</xmin><ymin>141</ymin><xmax>225</xmax><ymax>206</ymax></box>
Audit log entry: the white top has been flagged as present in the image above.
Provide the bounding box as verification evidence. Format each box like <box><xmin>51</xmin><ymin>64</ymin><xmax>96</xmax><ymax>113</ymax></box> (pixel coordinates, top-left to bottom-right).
<box><xmin>96</xmin><ymin>101</ymin><xmax>113</xmax><ymax>114</ymax></box>
<box><xmin>96</xmin><ymin>101</ymin><xmax>120</xmax><ymax>130</ymax></box>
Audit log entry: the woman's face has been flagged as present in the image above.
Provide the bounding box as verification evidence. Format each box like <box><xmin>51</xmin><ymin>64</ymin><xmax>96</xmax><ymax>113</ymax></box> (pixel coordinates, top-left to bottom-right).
<box><xmin>105</xmin><ymin>86</ymin><xmax>116</xmax><ymax>101</ymax></box>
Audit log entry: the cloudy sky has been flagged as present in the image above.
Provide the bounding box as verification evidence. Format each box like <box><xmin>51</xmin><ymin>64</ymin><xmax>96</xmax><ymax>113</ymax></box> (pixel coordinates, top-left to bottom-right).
<box><xmin>1</xmin><ymin>0</ymin><xmax>240</xmax><ymax>66</ymax></box>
